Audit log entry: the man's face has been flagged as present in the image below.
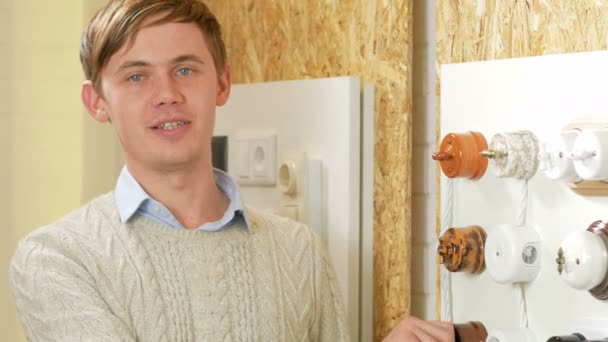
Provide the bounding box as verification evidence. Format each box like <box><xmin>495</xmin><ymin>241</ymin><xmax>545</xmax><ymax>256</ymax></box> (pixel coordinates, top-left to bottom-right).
<box><xmin>82</xmin><ymin>18</ymin><xmax>230</xmax><ymax>172</ymax></box>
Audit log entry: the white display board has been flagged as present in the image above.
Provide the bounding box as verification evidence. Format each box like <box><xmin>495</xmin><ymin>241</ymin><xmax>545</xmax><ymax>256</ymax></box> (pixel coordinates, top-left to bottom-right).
<box><xmin>441</xmin><ymin>51</ymin><xmax>608</xmax><ymax>340</ymax></box>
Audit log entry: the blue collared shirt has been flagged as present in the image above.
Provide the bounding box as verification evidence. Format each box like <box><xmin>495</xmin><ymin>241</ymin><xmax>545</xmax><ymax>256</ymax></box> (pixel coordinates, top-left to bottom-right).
<box><xmin>114</xmin><ymin>166</ymin><xmax>251</xmax><ymax>232</ymax></box>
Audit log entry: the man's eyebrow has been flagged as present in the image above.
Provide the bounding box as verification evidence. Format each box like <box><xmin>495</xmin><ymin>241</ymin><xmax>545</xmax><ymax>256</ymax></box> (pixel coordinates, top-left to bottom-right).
<box><xmin>116</xmin><ymin>55</ymin><xmax>205</xmax><ymax>72</ymax></box>
<box><xmin>172</xmin><ymin>54</ymin><xmax>205</xmax><ymax>65</ymax></box>
<box><xmin>117</xmin><ymin>60</ymin><xmax>150</xmax><ymax>72</ymax></box>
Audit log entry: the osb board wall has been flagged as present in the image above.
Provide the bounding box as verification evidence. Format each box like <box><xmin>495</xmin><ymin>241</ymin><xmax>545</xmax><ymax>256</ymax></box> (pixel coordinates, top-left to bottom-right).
<box><xmin>206</xmin><ymin>1</ymin><xmax>413</xmax><ymax>340</ymax></box>
<box><xmin>435</xmin><ymin>0</ymin><xmax>608</xmax><ymax>318</ymax></box>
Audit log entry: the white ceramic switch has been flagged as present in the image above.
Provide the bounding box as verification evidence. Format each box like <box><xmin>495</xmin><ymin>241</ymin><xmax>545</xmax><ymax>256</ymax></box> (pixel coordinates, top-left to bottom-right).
<box><xmin>556</xmin><ymin>220</ymin><xmax>608</xmax><ymax>300</ymax></box>
<box><xmin>558</xmin><ymin>229</ymin><xmax>608</xmax><ymax>292</ymax></box>
<box><xmin>485</xmin><ymin>224</ymin><xmax>541</xmax><ymax>284</ymax></box>
<box><xmin>571</xmin><ymin>129</ymin><xmax>608</xmax><ymax>180</ymax></box>
<box><xmin>538</xmin><ymin>130</ymin><xmax>581</xmax><ymax>182</ymax></box>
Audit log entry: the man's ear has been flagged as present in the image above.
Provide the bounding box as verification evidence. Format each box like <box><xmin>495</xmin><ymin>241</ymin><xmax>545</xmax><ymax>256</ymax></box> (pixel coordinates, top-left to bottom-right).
<box><xmin>216</xmin><ymin>63</ymin><xmax>232</xmax><ymax>106</ymax></box>
<box><xmin>81</xmin><ymin>80</ymin><xmax>110</xmax><ymax>123</ymax></box>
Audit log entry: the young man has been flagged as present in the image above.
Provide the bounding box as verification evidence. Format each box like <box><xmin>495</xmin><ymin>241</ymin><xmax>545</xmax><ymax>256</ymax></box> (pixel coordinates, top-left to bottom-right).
<box><xmin>10</xmin><ymin>0</ymin><xmax>454</xmax><ymax>341</ymax></box>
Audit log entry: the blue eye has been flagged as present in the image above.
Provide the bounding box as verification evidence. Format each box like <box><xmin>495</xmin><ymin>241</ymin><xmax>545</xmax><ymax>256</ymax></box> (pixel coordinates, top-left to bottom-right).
<box><xmin>177</xmin><ymin>68</ymin><xmax>193</xmax><ymax>76</ymax></box>
<box><xmin>128</xmin><ymin>74</ymin><xmax>143</xmax><ymax>82</ymax></box>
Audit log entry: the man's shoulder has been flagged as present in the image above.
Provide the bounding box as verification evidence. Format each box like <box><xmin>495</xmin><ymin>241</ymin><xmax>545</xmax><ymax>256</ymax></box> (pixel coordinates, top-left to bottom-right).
<box><xmin>9</xmin><ymin>192</ymin><xmax>128</xmax><ymax>312</ymax></box>
<box><xmin>15</xmin><ymin>192</ymin><xmax>119</xmax><ymax>252</ymax></box>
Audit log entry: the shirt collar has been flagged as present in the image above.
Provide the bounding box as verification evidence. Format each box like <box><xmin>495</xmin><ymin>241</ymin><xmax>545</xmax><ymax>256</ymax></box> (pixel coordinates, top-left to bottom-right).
<box><xmin>114</xmin><ymin>166</ymin><xmax>251</xmax><ymax>231</ymax></box>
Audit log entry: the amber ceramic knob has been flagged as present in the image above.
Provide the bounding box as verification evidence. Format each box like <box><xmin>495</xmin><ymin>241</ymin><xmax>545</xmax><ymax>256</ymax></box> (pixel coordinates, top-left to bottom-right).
<box><xmin>438</xmin><ymin>226</ymin><xmax>486</xmax><ymax>274</ymax></box>
<box><xmin>433</xmin><ymin>131</ymin><xmax>488</xmax><ymax>180</ymax></box>
<box><xmin>454</xmin><ymin>321</ymin><xmax>488</xmax><ymax>342</ymax></box>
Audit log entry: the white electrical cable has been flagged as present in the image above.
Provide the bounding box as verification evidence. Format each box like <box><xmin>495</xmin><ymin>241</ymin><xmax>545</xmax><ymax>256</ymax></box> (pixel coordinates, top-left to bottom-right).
<box><xmin>517</xmin><ymin>179</ymin><xmax>528</xmax><ymax>227</ymax></box>
<box><xmin>440</xmin><ymin>178</ymin><xmax>454</xmax><ymax>321</ymax></box>
<box><xmin>514</xmin><ymin>180</ymin><xmax>529</xmax><ymax>328</ymax></box>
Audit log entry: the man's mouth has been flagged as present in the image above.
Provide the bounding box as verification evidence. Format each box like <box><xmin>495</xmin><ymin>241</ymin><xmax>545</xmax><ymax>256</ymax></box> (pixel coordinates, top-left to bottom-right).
<box><xmin>156</xmin><ymin>121</ymin><xmax>188</xmax><ymax>130</ymax></box>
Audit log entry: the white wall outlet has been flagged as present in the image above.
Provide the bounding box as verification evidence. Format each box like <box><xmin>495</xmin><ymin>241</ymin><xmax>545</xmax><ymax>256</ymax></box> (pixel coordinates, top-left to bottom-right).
<box><xmin>234</xmin><ymin>134</ymin><xmax>277</xmax><ymax>186</ymax></box>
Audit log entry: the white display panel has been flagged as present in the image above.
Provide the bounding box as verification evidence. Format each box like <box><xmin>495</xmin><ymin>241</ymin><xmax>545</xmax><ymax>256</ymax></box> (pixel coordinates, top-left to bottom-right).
<box><xmin>441</xmin><ymin>51</ymin><xmax>608</xmax><ymax>340</ymax></box>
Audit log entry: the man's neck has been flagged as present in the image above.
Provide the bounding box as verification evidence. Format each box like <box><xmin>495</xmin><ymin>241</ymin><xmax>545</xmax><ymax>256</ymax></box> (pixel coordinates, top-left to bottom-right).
<box><xmin>126</xmin><ymin>160</ymin><xmax>229</xmax><ymax>230</ymax></box>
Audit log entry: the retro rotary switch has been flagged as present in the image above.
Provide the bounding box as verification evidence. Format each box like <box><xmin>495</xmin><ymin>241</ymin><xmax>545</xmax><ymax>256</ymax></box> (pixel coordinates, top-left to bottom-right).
<box><xmin>454</xmin><ymin>321</ymin><xmax>488</xmax><ymax>342</ymax></box>
<box><xmin>556</xmin><ymin>220</ymin><xmax>608</xmax><ymax>300</ymax></box>
<box><xmin>481</xmin><ymin>130</ymin><xmax>540</xmax><ymax>180</ymax></box>
<box><xmin>570</xmin><ymin>129</ymin><xmax>608</xmax><ymax>180</ymax></box>
<box><xmin>432</xmin><ymin>131</ymin><xmax>489</xmax><ymax>179</ymax></box>
<box><xmin>538</xmin><ymin>130</ymin><xmax>581</xmax><ymax>182</ymax></box>
<box><xmin>437</xmin><ymin>226</ymin><xmax>486</xmax><ymax>274</ymax></box>
<box><xmin>484</xmin><ymin>224</ymin><xmax>541</xmax><ymax>283</ymax></box>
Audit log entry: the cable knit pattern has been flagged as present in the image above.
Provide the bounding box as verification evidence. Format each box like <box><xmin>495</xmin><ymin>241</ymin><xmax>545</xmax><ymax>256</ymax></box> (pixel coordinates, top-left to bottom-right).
<box><xmin>10</xmin><ymin>192</ymin><xmax>350</xmax><ymax>341</ymax></box>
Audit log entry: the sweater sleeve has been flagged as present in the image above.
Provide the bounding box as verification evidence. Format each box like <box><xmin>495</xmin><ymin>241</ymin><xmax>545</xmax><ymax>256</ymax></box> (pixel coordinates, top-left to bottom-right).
<box><xmin>9</xmin><ymin>231</ymin><xmax>136</xmax><ymax>342</ymax></box>
<box><xmin>315</xmin><ymin>239</ymin><xmax>351</xmax><ymax>342</ymax></box>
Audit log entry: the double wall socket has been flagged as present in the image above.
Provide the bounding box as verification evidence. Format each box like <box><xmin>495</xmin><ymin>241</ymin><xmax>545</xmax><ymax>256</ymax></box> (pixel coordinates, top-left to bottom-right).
<box><xmin>234</xmin><ymin>134</ymin><xmax>277</xmax><ymax>186</ymax></box>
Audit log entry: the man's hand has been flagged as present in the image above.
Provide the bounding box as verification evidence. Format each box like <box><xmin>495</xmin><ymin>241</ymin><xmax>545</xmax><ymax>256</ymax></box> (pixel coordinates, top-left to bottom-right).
<box><xmin>383</xmin><ymin>316</ymin><xmax>455</xmax><ymax>342</ymax></box>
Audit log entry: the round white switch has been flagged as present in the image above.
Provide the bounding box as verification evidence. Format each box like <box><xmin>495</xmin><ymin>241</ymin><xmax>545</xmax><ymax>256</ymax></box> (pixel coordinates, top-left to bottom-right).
<box><xmin>571</xmin><ymin>129</ymin><xmax>608</xmax><ymax>180</ymax></box>
<box><xmin>538</xmin><ymin>130</ymin><xmax>580</xmax><ymax>182</ymax></box>
<box><xmin>559</xmin><ymin>230</ymin><xmax>608</xmax><ymax>291</ymax></box>
<box><xmin>485</xmin><ymin>224</ymin><xmax>541</xmax><ymax>284</ymax></box>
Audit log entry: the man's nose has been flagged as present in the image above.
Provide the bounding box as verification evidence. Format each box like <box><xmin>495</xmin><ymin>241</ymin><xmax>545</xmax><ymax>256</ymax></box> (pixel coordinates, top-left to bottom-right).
<box><xmin>153</xmin><ymin>75</ymin><xmax>184</xmax><ymax>107</ymax></box>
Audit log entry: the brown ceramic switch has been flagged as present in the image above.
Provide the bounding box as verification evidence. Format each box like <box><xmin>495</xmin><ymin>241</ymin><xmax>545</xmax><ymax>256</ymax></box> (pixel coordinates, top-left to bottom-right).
<box><xmin>454</xmin><ymin>321</ymin><xmax>488</xmax><ymax>342</ymax></box>
<box><xmin>438</xmin><ymin>226</ymin><xmax>487</xmax><ymax>274</ymax></box>
<box><xmin>433</xmin><ymin>131</ymin><xmax>489</xmax><ymax>180</ymax></box>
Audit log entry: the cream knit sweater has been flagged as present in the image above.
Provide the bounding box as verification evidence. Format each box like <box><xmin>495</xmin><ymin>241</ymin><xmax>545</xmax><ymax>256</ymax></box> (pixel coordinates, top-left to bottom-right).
<box><xmin>10</xmin><ymin>193</ymin><xmax>349</xmax><ymax>341</ymax></box>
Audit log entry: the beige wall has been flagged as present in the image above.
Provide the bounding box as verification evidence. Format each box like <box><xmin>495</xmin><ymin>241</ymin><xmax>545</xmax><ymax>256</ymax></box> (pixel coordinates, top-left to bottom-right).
<box><xmin>0</xmin><ymin>1</ymin><xmax>16</xmax><ymax>336</ymax></box>
<box><xmin>8</xmin><ymin>0</ymin><xmax>85</xmax><ymax>234</ymax></box>
<box><xmin>2</xmin><ymin>0</ymin><xmax>117</xmax><ymax>340</ymax></box>
<box><xmin>81</xmin><ymin>0</ymin><xmax>123</xmax><ymax>203</ymax></box>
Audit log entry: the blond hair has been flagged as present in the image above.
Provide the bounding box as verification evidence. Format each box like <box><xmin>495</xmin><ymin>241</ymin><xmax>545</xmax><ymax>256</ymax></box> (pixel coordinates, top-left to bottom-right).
<box><xmin>80</xmin><ymin>0</ymin><xmax>227</xmax><ymax>91</ymax></box>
